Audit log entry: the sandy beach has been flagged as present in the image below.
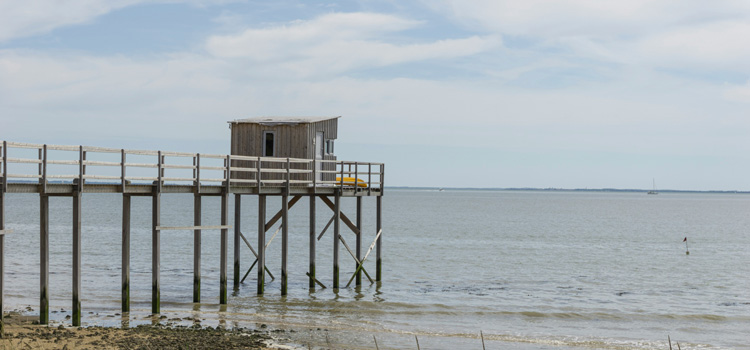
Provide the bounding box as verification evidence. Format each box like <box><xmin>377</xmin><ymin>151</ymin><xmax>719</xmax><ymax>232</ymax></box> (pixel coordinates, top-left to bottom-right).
<box><xmin>0</xmin><ymin>313</ymin><xmax>281</xmax><ymax>350</ymax></box>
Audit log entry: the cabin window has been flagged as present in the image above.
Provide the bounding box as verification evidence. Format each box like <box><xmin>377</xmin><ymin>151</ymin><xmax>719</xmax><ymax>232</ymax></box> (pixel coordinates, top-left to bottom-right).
<box><xmin>326</xmin><ymin>140</ymin><xmax>334</xmax><ymax>155</ymax></box>
<box><xmin>263</xmin><ymin>131</ymin><xmax>275</xmax><ymax>157</ymax></box>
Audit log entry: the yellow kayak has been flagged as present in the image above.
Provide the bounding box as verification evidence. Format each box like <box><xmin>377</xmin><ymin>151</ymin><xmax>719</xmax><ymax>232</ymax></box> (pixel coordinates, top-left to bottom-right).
<box><xmin>336</xmin><ymin>177</ymin><xmax>368</xmax><ymax>188</ymax></box>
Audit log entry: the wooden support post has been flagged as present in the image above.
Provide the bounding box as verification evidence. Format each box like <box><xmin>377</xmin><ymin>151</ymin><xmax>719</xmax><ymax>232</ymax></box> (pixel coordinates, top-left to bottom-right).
<box><xmin>72</xmin><ymin>189</ymin><xmax>82</xmax><ymax>326</ymax></box>
<box><xmin>281</xmin><ymin>193</ymin><xmax>288</xmax><ymax>295</ymax></box>
<box><xmin>234</xmin><ymin>194</ymin><xmax>241</xmax><ymax>289</ymax></box>
<box><xmin>333</xmin><ymin>192</ymin><xmax>340</xmax><ymax>290</ymax></box>
<box><xmin>193</xmin><ymin>194</ymin><xmax>201</xmax><ymax>302</ymax></box>
<box><xmin>220</xmin><ymin>190</ymin><xmax>228</xmax><ymax>304</ymax></box>
<box><xmin>309</xmin><ymin>195</ymin><xmax>316</xmax><ymax>289</ymax></box>
<box><xmin>122</xmin><ymin>195</ymin><xmax>130</xmax><ymax>312</ymax></box>
<box><xmin>376</xmin><ymin>196</ymin><xmax>382</xmax><ymax>282</ymax></box>
<box><xmin>257</xmin><ymin>195</ymin><xmax>266</xmax><ymax>295</ymax></box>
<box><xmin>0</xmin><ymin>185</ymin><xmax>4</xmax><ymax>321</ymax></box>
<box><xmin>356</xmin><ymin>196</ymin><xmax>363</xmax><ymax>287</ymax></box>
<box><xmin>40</xmin><ymin>194</ymin><xmax>49</xmax><ymax>324</ymax></box>
<box><xmin>152</xmin><ymin>190</ymin><xmax>161</xmax><ymax>314</ymax></box>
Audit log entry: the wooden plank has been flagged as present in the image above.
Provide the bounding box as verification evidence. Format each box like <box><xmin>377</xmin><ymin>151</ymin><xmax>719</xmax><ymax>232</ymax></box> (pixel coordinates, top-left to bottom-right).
<box><xmin>40</xmin><ymin>194</ymin><xmax>49</xmax><ymax>324</ymax></box>
<box><xmin>319</xmin><ymin>196</ymin><xmax>360</xmax><ymax>235</ymax></box>
<box><xmin>220</xmin><ymin>190</ymin><xmax>228</xmax><ymax>304</ymax></box>
<box><xmin>309</xmin><ymin>196</ymin><xmax>316</xmax><ymax>289</ymax></box>
<box><xmin>72</xmin><ymin>191</ymin><xmax>82</xmax><ymax>326</ymax></box>
<box><xmin>376</xmin><ymin>196</ymin><xmax>382</xmax><ymax>282</ymax></box>
<box><xmin>333</xmin><ymin>193</ymin><xmax>340</xmax><ymax>289</ymax></box>
<box><xmin>237</xmin><ymin>231</ymin><xmax>274</xmax><ymax>282</ymax></box>
<box><xmin>122</xmin><ymin>195</ymin><xmax>130</xmax><ymax>312</ymax></box>
<box><xmin>264</xmin><ymin>195</ymin><xmax>302</xmax><ymax>231</ymax></box>
<box><xmin>233</xmin><ymin>194</ymin><xmax>241</xmax><ymax>289</ymax></box>
<box><xmin>346</xmin><ymin>229</ymin><xmax>382</xmax><ymax>288</ymax></box>
<box><xmin>338</xmin><ymin>233</ymin><xmax>373</xmax><ymax>284</ymax></box>
<box><xmin>193</xmin><ymin>194</ymin><xmax>201</xmax><ymax>302</ymax></box>
<box><xmin>155</xmin><ymin>225</ymin><xmax>232</xmax><ymax>231</ymax></box>
<box><xmin>356</xmin><ymin>196</ymin><xmax>362</xmax><ymax>287</ymax></box>
<box><xmin>0</xmin><ymin>189</ymin><xmax>5</xmax><ymax>320</ymax></box>
<box><xmin>281</xmin><ymin>194</ymin><xmax>288</xmax><ymax>295</ymax></box>
<box><xmin>257</xmin><ymin>195</ymin><xmax>265</xmax><ymax>295</ymax></box>
<box><xmin>152</xmin><ymin>192</ymin><xmax>160</xmax><ymax>314</ymax></box>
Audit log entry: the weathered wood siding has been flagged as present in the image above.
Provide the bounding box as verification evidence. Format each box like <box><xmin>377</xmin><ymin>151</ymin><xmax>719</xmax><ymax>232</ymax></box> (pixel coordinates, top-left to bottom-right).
<box><xmin>230</xmin><ymin>118</ymin><xmax>338</xmax><ymax>183</ymax></box>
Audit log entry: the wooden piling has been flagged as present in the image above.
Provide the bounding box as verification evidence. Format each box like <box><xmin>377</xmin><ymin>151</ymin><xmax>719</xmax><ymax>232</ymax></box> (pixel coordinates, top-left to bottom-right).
<box><xmin>72</xmin><ymin>189</ymin><xmax>82</xmax><ymax>326</ymax></box>
<box><xmin>333</xmin><ymin>192</ymin><xmax>340</xmax><ymax>290</ymax></box>
<box><xmin>234</xmin><ymin>194</ymin><xmax>241</xmax><ymax>289</ymax></box>
<box><xmin>40</xmin><ymin>194</ymin><xmax>49</xmax><ymax>324</ymax></box>
<box><xmin>257</xmin><ymin>195</ymin><xmax>266</xmax><ymax>295</ymax></box>
<box><xmin>309</xmin><ymin>196</ymin><xmax>316</xmax><ymax>289</ymax></box>
<box><xmin>376</xmin><ymin>195</ymin><xmax>382</xmax><ymax>282</ymax></box>
<box><xmin>220</xmin><ymin>190</ymin><xmax>228</xmax><ymax>304</ymax></box>
<box><xmin>281</xmin><ymin>193</ymin><xmax>288</xmax><ymax>295</ymax></box>
<box><xmin>356</xmin><ymin>196</ymin><xmax>362</xmax><ymax>287</ymax></box>
<box><xmin>0</xmin><ymin>183</ymin><xmax>5</xmax><ymax>320</ymax></box>
<box><xmin>122</xmin><ymin>195</ymin><xmax>130</xmax><ymax>312</ymax></box>
<box><xmin>193</xmin><ymin>194</ymin><xmax>201</xmax><ymax>302</ymax></box>
<box><xmin>152</xmin><ymin>191</ymin><xmax>161</xmax><ymax>314</ymax></box>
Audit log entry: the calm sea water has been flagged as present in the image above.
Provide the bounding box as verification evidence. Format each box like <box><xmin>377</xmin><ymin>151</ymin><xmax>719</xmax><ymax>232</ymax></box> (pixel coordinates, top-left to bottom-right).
<box><xmin>3</xmin><ymin>189</ymin><xmax>750</xmax><ymax>349</ymax></box>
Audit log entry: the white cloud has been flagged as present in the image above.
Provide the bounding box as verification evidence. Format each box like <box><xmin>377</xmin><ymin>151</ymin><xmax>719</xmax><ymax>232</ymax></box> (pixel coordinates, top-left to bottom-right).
<box><xmin>206</xmin><ymin>12</ymin><xmax>501</xmax><ymax>77</ymax></box>
<box><xmin>424</xmin><ymin>0</ymin><xmax>750</xmax><ymax>74</ymax></box>
<box><xmin>0</xmin><ymin>0</ymin><xmax>148</xmax><ymax>42</ymax></box>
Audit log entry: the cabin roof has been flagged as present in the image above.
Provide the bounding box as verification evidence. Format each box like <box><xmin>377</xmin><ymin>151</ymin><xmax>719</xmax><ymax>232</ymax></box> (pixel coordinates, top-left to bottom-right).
<box><xmin>228</xmin><ymin>116</ymin><xmax>340</xmax><ymax>126</ymax></box>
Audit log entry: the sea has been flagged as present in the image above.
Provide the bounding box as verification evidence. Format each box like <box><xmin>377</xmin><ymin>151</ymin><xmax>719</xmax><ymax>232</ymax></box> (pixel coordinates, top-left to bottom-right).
<box><xmin>2</xmin><ymin>189</ymin><xmax>749</xmax><ymax>349</ymax></box>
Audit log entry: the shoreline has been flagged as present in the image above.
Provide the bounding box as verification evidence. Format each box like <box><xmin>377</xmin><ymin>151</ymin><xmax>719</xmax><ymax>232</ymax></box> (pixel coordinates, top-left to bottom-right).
<box><xmin>0</xmin><ymin>312</ymin><xmax>290</xmax><ymax>350</ymax></box>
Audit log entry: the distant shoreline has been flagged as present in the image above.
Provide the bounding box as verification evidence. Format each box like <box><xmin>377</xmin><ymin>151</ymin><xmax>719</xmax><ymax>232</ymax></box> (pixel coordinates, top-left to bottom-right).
<box><xmin>386</xmin><ymin>187</ymin><xmax>750</xmax><ymax>194</ymax></box>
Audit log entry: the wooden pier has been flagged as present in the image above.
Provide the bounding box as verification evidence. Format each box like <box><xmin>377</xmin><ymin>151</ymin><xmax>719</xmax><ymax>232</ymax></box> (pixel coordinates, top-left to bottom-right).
<box><xmin>0</xmin><ymin>140</ymin><xmax>384</xmax><ymax>327</ymax></box>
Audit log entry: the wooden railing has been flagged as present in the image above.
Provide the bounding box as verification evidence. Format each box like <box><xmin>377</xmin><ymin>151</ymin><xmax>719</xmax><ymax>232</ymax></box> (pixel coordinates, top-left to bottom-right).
<box><xmin>0</xmin><ymin>141</ymin><xmax>384</xmax><ymax>192</ymax></box>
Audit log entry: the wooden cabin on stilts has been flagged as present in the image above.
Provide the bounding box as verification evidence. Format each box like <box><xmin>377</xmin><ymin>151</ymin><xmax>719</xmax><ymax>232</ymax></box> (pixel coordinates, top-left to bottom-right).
<box><xmin>0</xmin><ymin>116</ymin><xmax>384</xmax><ymax>327</ymax></box>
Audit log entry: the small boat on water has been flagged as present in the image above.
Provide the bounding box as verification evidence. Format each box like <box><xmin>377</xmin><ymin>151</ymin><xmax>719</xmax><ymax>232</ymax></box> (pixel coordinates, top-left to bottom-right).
<box><xmin>647</xmin><ymin>178</ymin><xmax>658</xmax><ymax>195</ymax></box>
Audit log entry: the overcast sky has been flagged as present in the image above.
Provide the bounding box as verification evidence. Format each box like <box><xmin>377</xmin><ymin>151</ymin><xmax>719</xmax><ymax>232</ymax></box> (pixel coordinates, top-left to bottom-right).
<box><xmin>1</xmin><ymin>0</ymin><xmax>749</xmax><ymax>190</ymax></box>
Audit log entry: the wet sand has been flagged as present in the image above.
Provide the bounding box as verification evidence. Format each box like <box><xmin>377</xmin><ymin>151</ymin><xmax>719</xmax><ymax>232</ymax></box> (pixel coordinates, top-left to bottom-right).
<box><xmin>0</xmin><ymin>313</ymin><xmax>280</xmax><ymax>350</ymax></box>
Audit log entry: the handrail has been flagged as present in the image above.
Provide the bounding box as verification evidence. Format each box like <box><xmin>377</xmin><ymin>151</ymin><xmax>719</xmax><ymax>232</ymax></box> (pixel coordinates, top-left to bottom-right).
<box><xmin>0</xmin><ymin>140</ymin><xmax>384</xmax><ymax>192</ymax></box>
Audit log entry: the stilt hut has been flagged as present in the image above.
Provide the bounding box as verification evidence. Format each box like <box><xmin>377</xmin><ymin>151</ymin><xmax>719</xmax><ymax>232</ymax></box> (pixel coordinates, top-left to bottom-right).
<box><xmin>228</xmin><ymin>117</ymin><xmax>340</xmax><ymax>183</ymax></box>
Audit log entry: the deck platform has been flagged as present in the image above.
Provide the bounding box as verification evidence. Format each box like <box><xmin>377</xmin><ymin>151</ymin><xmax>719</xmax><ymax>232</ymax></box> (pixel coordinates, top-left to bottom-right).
<box><xmin>0</xmin><ymin>140</ymin><xmax>384</xmax><ymax>327</ymax></box>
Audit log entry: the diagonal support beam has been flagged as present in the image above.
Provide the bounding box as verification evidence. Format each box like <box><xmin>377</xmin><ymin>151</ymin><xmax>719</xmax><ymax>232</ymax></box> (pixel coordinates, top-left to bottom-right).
<box><xmin>319</xmin><ymin>196</ymin><xmax>360</xmax><ymax>235</ymax></box>
<box><xmin>346</xmin><ymin>229</ymin><xmax>382</xmax><ymax>287</ymax></box>
<box><xmin>264</xmin><ymin>195</ymin><xmax>302</xmax><ymax>232</ymax></box>
<box><xmin>317</xmin><ymin>214</ymin><xmax>336</xmax><ymax>241</ymax></box>
<box><xmin>338</xmin><ymin>234</ymin><xmax>374</xmax><ymax>284</ymax></box>
<box><xmin>306</xmin><ymin>272</ymin><xmax>326</xmax><ymax>289</ymax></box>
<box><xmin>238</xmin><ymin>231</ymin><xmax>274</xmax><ymax>283</ymax></box>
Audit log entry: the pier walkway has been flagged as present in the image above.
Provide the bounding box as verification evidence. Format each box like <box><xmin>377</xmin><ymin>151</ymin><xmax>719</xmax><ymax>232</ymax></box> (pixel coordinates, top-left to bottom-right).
<box><xmin>0</xmin><ymin>141</ymin><xmax>384</xmax><ymax>326</ymax></box>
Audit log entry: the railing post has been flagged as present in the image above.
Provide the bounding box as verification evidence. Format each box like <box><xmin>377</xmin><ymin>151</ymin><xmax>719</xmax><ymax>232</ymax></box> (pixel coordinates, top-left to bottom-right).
<box><xmin>257</xmin><ymin>157</ymin><xmax>263</xmax><ymax>191</ymax></box>
<box><xmin>1</xmin><ymin>141</ymin><xmax>6</xmax><ymax>193</ymax></box>
<box><xmin>380</xmin><ymin>164</ymin><xmax>385</xmax><ymax>194</ymax></box>
<box><xmin>81</xmin><ymin>149</ymin><xmax>87</xmax><ymax>185</ymax></box>
<box><xmin>42</xmin><ymin>145</ymin><xmax>47</xmax><ymax>194</ymax></box>
<box><xmin>77</xmin><ymin>146</ymin><xmax>83</xmax><ymax>193</ymax></box>
<box><xmin>339</xmin><ymin>162</ymin><xmax>344</xmax><ymax>189</ymax></box>
<box><xmin>225</xmin><ymin>155</ymin><xmax>231</xmax><ymax>193</ymax></box>
<box><xmin>120</xmin><ymin>149</ymin><xmax>126</xmax><ymax>193</ymax></box>
<box><xmin>312</xmin><ymin>158</ymin><xmax>317</xmax><ymax>190</ymax></box>
<box><xmin>368</xmin><ymin>163</ymin><xmax>372</xmax><ymax>196</ymax></box>
<box><xmin>286</xmin><ymin>158</ymin><xmax>290</xmax><ymax>194</ymax></box>
<box><xmin>157</xmin><ymin>150</ymin><xmax>163</xmax><ymax>192</ymax></box>
<box><xmin>354</xmin><ymin>162</ymin><xmax>359</xmax><ymax>192</ymax></box>
<box><xmin>195</xmin><ymin>154</ymin><xmax>201</xmax><ymax>194</ymax></box>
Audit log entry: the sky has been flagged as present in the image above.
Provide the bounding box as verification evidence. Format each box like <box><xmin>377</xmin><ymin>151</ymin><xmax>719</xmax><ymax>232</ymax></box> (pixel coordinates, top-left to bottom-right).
<box><xmin>1</xmin><ymin>0</ymin><xmax>749</xmax><ymax>190</ymax></box>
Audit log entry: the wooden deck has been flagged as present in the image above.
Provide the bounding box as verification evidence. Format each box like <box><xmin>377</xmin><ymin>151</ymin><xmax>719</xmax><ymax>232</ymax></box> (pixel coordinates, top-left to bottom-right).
<box><xmin>0</xmin><ymin>140</ymin><xmax>384</xmax><ymax>327</ymax></box>
<box><xmin>0</xmin><ymin>141</ymin><xmax>384</xmax><ymax>196</ymax></box>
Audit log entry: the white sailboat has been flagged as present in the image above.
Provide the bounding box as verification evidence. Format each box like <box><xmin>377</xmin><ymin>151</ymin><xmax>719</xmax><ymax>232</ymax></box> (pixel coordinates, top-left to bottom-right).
<box><xmin>647</xmin><ymin>178</ymin><xmax>658</xmax><ymax>195</ymax></box>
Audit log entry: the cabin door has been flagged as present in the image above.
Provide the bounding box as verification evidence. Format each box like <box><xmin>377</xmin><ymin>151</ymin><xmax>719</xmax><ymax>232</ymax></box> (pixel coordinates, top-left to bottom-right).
<box><xmin>315</xmin><ymin>132</ymin><xmax>324</xmax><ymax>183</ymax></box>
